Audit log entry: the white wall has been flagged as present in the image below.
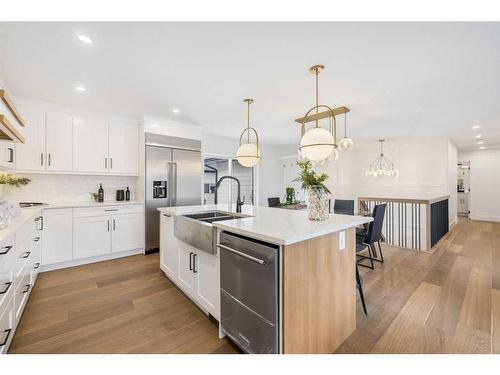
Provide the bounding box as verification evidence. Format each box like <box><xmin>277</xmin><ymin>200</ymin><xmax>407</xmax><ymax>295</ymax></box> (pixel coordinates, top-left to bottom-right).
<box><xmin>458</xmin><ymin>148</ymin><xmax>500</xmax><ymax>222</ymax></box>
<box><xmin>313</xmin><ymin>138</ymin><xmax>450</xmax><ymax>200</ymax></box>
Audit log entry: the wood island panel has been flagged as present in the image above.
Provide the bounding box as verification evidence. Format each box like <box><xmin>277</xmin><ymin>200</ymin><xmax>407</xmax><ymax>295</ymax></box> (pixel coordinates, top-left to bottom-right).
<box><xmin>282</xmin><ymin>228</ymin><xmax>356</xmax><ymax>353</ymax></box>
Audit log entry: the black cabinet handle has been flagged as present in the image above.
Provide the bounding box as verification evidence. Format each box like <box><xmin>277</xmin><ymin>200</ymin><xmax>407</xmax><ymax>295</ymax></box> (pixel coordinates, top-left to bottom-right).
<box><xmin>22</xmin><ymin>284</ymin><xmax>31</xmax><ymax>294</ymax></box>
<box><xmin>189</xmin><ymin>252</ymin><xmax>193</xmax><ymax>271</ymax></box>
<box><xmin>113</xmin><ymin>219</ymin><xmax>116</xmax><ymax>231</ymax></box>
<box><xmin>0</xmin><ymin>246</ymin><xmax>12</xmax><ymax>255</ymax></box>
<box><xmin>35</xmin><ymin>216</ymin><xmax>44</xmax><ymax>230</ymax></box>
<box><xmin>193</xmin><ymin>253</ymin><xmax>198</xmax><ymax>273</ymax></box>
<box><xmin>34</xmin><ymin>236</ymin><xmax>41</xmax><ymax>242</ymax></box>
<box><xmin>34</xmin><ymin>262</ymin><xmax>40</xmax><ymax>270</ymax></box>
<box><xmin>21</xmin><ymin>251</ymin><xmax>31</xmax><ymax>259</ymax></box>
<box><xmin>0</xmin><ymin>329</ymin><xmax>12</xmax><ymax>347</ymax></box>
<box><xmin>7</xmin><ymin>147</ymin><xmax>14</xmax><ymax>163</ymax></box>
<box><xmin>107</xmin><ymin>220</ymin><xmax>110</xmax><ymax>231</ymax></box>
<box><xmin>0</xmin><ymin>282</ymin><xmax>12</xmax><ymax>295</ymax></box>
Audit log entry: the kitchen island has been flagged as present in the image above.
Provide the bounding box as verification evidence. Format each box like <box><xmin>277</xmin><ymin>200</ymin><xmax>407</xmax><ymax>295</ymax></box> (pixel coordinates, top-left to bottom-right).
<box><xmin>158</xmin><ymin>204</ymin><xmax>372</xmax><ymax>354</ymax></box>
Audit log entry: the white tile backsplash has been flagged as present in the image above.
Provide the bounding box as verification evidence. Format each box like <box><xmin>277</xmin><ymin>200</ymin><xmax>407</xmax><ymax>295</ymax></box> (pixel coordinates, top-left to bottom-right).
<box><xmin>3</xmin><ymin>173</ymin><xmax>141</xmax><ymax>204</ymax></box>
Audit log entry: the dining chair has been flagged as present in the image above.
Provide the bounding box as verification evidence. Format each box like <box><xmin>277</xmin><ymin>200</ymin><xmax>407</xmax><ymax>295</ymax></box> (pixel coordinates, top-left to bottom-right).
<box><xmin>333</xmin><ymin>199</ymin><xmax>355</xmax><ymax>215</ymax></box>
<box><xmin>267</xmin><ymin>197</ymin><xmax>281</xmax><ymax>207</ymax></box>
<box><xmin>356</xmin><ymin>203</ymin><xmax>387</xmax><ymax>268</ymax></box>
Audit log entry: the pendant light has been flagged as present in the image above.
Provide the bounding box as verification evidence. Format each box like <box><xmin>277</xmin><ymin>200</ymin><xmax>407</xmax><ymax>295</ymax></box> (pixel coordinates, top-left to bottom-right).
<box><xmin>298</xmin><ymin>65</ymin><xmax>337</xmax><ymax>163</ymax></box>
<box><xmin>236</xmin><ymin>98</ymin><xmax>260</xmax><ymax>167</ymax></box>
<box><xmin>366</xmin><ymin>139</ymin><xmax>398</xmax><ymax>177</ymax></box>
<box><xmin>338</xmin><ymin>112</ymin><xmax>354</xmax><ymax>150</ymax></box>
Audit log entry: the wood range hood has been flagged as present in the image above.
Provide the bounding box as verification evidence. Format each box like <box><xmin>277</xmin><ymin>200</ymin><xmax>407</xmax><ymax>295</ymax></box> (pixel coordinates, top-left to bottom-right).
<box><xmin>0</xmin><ymin>88</ymin><xmax>26</xmax><ymax>143</ymax></box>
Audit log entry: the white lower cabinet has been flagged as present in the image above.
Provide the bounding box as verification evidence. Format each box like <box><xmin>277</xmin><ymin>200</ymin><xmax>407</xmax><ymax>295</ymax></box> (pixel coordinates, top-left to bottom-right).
<box><xmin>111</xmin><ymin>213</ymin><xmax>143</xmax><ymax>253</ymax></box>
<box><xmin>0</xmin><ymin>298</ymin><xmax>14</xmax><ymax>354</ymax></box>
<box><xmin>177</xmin><ymin>242</ymin><xmax>196</xmax><ymax>294</ymax></box>
<box><xmin>160</xmin><ymin>214</ymin><xmax>220</xmax><ymax>320</ymax></box>
<box><xmin>73</xmin><ymin>216</ymin><xmax>112</xmax><ymax>259</ymax></box>
<box><xmin>42</xmin><ymin>209</ymin><xmax>73</xmax><ymax>266</ymax></box>
<box><xmin>195</xmin><ymin>250</ymin><xmax>220</xmax><ymax>320</ymax></box>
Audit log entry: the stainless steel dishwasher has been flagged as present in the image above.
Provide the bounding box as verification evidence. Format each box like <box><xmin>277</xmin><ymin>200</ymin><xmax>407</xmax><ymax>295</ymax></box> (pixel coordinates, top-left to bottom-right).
<box><xmin>218</xmin><ymin>231</ymin><xmax>279</xmax><ymax>354</ymax></box>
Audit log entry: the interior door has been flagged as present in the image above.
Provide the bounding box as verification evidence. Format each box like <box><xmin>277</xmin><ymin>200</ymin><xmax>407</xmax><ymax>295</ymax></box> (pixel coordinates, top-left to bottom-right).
<box><xmin>172</xmin><ymin>149</ymin><xmax>202</xmax><ymax>206</ymax></box>
<box><xmin>13</xmin><ymin>105</ymin><xmax>45</xmax><ymax>171</ymax></box>
<box><xmin>108</xmin><ymin>122</ymin><xmax>139</xmax><ymax>175</ymax></box>
<box><xmin>73</xmin><ymin>115</ymin><xmax>108</xmax><ymax>173</ymax></box>
<box><xmin>46</xmin><ymin>111</ymin><xmax>73</xmax><ymax>172</ymax></box>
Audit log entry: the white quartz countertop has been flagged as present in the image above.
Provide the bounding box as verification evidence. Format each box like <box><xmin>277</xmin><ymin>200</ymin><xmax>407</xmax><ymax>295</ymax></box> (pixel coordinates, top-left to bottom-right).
<box><xmin>0</xmin><ymin>207</ymin><xmax>42</xmax><ymax>243</ymax></box>
<box><xmin>158</xmin><ymin>204</ymin><xmax>372</xmax><ymax>245</ymax></box>
<box><xmin>43</xmin><ymin>200</ymin><xmax>144</xmax><ymax>209</ymax></box>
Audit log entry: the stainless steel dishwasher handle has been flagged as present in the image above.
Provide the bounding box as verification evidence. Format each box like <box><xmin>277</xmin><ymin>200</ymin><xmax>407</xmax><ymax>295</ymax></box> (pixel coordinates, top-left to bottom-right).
<box><xmin>217</xmin><ymin>244</ymin><xmax>266</xmax><ymax>265</ymax></box>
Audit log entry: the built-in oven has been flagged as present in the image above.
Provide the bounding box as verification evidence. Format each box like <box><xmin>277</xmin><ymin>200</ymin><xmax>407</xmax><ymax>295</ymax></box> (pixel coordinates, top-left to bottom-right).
<box><xmin>218</xmin><ymin>231</ymin><xmax>279</xmax><ymax>354</ymax></box>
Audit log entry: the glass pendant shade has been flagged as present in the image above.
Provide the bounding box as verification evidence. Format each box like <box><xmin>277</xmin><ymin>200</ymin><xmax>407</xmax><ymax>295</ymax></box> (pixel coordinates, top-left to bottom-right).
<box><xmin>236</xmin><ymin>143</ymin><xmax>260</xmax><ymax>167</ymax></box>
<box><xmin>338</xmin><ymin>137</ymin><xmax>354</xmax><ymax>150</ymax></box>
<box><xmin>299</xmin><ymin>127</ymin><xmax>335</xmax><ymax>162</ymax></box>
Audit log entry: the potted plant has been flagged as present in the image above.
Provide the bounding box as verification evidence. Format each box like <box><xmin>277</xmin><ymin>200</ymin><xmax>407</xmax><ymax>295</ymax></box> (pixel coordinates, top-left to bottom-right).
<box><xmin>294</xmin><ymin>160</ymin><xmax>331</xmax><ymax>221</ymax></box>
<box><xmin>0</xmin><ymin>173</ymin><xmax>30</xmax><ymax>199</ymax></box>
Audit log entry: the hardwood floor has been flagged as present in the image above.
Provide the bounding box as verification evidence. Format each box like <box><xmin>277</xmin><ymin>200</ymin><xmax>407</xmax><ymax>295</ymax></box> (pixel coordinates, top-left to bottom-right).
<box><xmin>336</xmin><ymin>217</ymin><xmax>500</xmax><ymax>354</ymax></box>
<box><xmin>9</xmin><ymin>253</ymin><xmax>240</xmax><ymax>354</ymax></box>
<box><xmin>9</xmin><ymin>217</ymin><xmax>500</xmax><ymax>354</ymax></box>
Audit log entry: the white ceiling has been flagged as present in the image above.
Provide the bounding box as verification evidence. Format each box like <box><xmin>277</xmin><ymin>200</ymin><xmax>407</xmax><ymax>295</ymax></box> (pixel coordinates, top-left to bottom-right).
<box><xmin>0</xmin><ymin>22</ymin><xmax>499</xmax><ymax>149</ymax></box>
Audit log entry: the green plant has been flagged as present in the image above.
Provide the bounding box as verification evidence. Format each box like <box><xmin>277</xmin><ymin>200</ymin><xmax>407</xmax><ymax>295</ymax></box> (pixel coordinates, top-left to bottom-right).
<box><xmin>0</xmin><ymin>174</ymin><xmax>31</xmax><ymax>187</ymax></box>
<box><xmin>285</xmin><ymin>187</ymin><xmax>295</xmax><ymax>204</ymax></box>
<box><xmin>293</xmin><ymin>160</ymin><xmax>331</xmax><ymax>194</ymax></box>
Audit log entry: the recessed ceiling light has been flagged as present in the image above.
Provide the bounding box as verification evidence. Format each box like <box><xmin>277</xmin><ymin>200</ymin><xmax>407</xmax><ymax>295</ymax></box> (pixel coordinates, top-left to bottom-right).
<box><xmin>477</xmin><ymin>140</ymin><xmax>484</xmax><ymax>145</ymax></box>
<box><xmin>480</xmin><ymin>146</ymin><xmax>485</xmax><ymax>150</ymax></box>
<box><xmin>77</xmin><ymin>34</ymin><xmax>92</xmax><ymax>44</ymax></box>
<box><xmin>172</xmin><ymin>109</ymin><xmax>180</xmax><ymax>114</ymax></box>
<box><xmin>472</xmin><ymin>125</ymin><xmax>481</xmax><ymax>130</ymax></box>
<box><xmin>75</xmin><ymin>85</ymin><xmax>86</xmax><ymax>92</ymax></box>
<box><xmin>475</xmin><ymin>134</ymin><xmax>482</xmax><ymax>138</ymax></box>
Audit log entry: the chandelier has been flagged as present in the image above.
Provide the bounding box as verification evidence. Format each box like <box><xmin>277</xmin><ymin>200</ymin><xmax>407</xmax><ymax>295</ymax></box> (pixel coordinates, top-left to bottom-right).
<box><xmin>295</xmin><ymin>65</ymin><xmax>352</xmax><ymax>163</ymax></box>
<box><xmin>366</xmin><ymin>139</ymin><xmax>398</xmax><ymax>177</ymax></box>
<box><xmin>236</xmin><ymin>98</ymin><xmax>260</xmax><ymax>167</ymax></box>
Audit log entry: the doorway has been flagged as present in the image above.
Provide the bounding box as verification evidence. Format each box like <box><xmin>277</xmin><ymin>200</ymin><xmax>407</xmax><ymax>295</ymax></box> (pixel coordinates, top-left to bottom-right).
<box><xmin>457</xmin><ymin>161</ymin><xmax>470</xmax><ymax>218</ymax></box>
<box><xmin>203</xmin><ymin>156</ymin><xmax>255</xmax><ymax>207</ymax></box>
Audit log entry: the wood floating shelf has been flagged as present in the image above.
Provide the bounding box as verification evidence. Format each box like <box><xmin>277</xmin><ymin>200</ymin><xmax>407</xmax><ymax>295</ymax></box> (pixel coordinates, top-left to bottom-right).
<box><xmin>0</xmin><ymin>114</ymin><xmax>25</xmax><ymax>143</ymax></box>
<box><xmin>294</xmin><ymin>106</ymin><xmax>350</xmax><ymax>124</ymax></box>
<box><xmin>0</xmin><ymin>89</ymin><xmax>26</xmax><ymax>127</ymax></box>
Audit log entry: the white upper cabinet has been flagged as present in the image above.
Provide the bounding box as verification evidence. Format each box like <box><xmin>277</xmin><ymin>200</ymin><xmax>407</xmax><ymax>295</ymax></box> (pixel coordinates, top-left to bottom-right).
<box><xmin>13</xmin><ymin>105</ymin><xmax>45</xmax><ymax>171</ymax></box>
<box><xmin>46</xmin><ymin>111</ymin><xmax>73</xmax><ymax>172</ymax></box>
<box><xmin>73</xmin><ymin>115</ymin><xmax>109</xmax><ymax>173</ymax></box>
<box><xmin>108</xmin><ymin>122</ymin><xmax>139</xmax><ymax>175</ymax></box>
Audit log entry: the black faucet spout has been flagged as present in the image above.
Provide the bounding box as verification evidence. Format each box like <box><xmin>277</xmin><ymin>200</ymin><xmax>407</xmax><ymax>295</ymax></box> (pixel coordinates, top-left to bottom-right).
<box><xmin>215</xmin><ymin>176</ymin><xmax>244</xmax><ymax>213</ymax></box>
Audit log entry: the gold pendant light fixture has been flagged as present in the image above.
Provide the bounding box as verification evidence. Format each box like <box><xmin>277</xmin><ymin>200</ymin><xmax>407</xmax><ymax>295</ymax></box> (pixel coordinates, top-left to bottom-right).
<box><xmin>236</xmin><ymin>98</ymin><xmax>260</xmax><ymax>168</ymax></box>
<box><xmin>338</xmin><ymin>111</ymin><xmax>354</xmax><ymax>150</ymax></box>
<box><xmin>366</xmin><ymin>139</ymin><xmax>398</xmax><ymax>177</ymax></box>
<box><xmin>295</xmin><ymin>65</ymin><xmax>351</xmax><ymax>163</ymax></box>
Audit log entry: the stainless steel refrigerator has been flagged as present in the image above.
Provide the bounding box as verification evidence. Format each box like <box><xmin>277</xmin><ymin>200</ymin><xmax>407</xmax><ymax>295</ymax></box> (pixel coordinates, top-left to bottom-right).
<box><xmin>145</xmin><ymin>133</ymin><xmax>202</xmax><ymax>252</ymax></box>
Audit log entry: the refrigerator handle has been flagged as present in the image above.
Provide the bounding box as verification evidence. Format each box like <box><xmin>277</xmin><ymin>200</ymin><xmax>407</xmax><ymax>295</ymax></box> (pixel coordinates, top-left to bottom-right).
<box><xmin>173</xmin><ymin>162</ymin><xmax>178</xmax><ymax>206</ymax></box>
<box><xmin>167</xmin><ymin>162</ymin><xmax>172</xmax><ymax>207</ymax></box>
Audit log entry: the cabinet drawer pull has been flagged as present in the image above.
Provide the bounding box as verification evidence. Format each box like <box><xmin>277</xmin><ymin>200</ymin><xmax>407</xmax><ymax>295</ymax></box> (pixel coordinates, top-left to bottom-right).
<box><xmin>34</xmin><ymin>216</ymin><xmax>44</xmax><ymax>230</ymax></box>
<box><xmin>21</xmin><ymin>251</ymin><xmax>32</xmax><ymax>259</ymax></box>
<box><xmin>110</xmin><ymin>158</ymin><xmax>113</xmax><ymax>169</ymax></box>
<box><xmin>189</xmin><ymin>252</ymin><xmax>193</xmax><ymax>271</ymax></box>
<box><xmin>48</xmin><ymin>153</ymin><xmax>51</xmax><ymax>166</ymax></box>
<box><xmin>104</xmin><ymin>209</ymin><xmax>118</xmax><ymax>212</ymax></box>
<box><xmin>0</xmin><ymin>329</ymin><xmax>12</xmax><ymax>347</ymax></box>
<box><xmin>7</xmin><ymin>147</ymin><xmax>14</xmax><ymax>163</ymax></box>
<box><xmin>193</xmin><ymin>253</ymin><xmax>198</xmax><ymax>273</ymax></box>
<box><xmin>34</xmin><ymin>236</ymin><xmax>41</xmax><ymax>242</ymax></box>
<box><xmin>105</xmin><ymin>158</ymin><xmax>107</xmax><ymax>169</ymax></box>
<box><xmin>40</xmin><ymin>153</ymin><xmax>44</xmax><ymax>166</ymax></box>
<box><xmin>22</xmin><ymin>284</ymin><xmax>31</xmax><ymax>294</ymax></box>
<box><xmin>0</xmin><ymin>246</ymin><xmax>12</xmax><ymax>255</ymax></box>
<box><xmin>0</xmin><ymin>282</ymin><xmax>12</xmax><ymax>295</ymax></box>
<box><xmin>107</xmin><ymin>220</ymin><xmax>110</xmax><ymax>231</ymax></box>
<box><xmin>113</xmin><ymin>219</ymin><xmax>116</xmax><ymax>231</ymax></box>
<box><xmin>34</xmin><ymin>262</ymin><xmax>40</xmax><ymax>270</ymax></box>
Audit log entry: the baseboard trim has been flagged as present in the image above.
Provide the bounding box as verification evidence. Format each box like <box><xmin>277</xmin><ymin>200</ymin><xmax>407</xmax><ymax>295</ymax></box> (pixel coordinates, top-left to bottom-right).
<box><xmin>469</xmin><ymin>215</ymin><xmax>500</xmax><ymax>223</ymax></box>
<box><xmin>40</xmin><ymin>248</ymin><xmax>144</xmax><ymax>272</ymax></box>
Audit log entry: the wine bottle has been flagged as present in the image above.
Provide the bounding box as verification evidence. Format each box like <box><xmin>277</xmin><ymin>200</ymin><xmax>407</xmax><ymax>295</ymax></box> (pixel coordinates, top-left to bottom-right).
<box><xmin>98</xmin><ymin>183</ymin><xmax>104</xmax><ymax>203</ymax></box>
<box><xmin>125</xmin><ymin>186</ymin><xmax>130</xmax><ymax>201</ymax></box>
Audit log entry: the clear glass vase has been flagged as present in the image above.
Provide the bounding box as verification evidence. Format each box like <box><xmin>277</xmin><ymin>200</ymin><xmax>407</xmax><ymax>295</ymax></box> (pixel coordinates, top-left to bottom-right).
<box><xmin>307</xmin><ymin>186</ymin><xmax>329</xmax><ymax>221</ymax></box>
